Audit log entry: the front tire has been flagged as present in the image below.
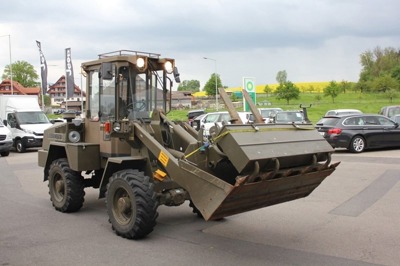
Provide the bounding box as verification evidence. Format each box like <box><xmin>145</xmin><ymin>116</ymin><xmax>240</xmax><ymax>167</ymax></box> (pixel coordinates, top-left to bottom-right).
<box><xmin>106</xmin><ymin>169</ymin><xmax>158</xmax><ymax>239</ymax></box>
<box><xmin>48</xmin><ymin>158</ymin><xmax>85</xmax><ymax>212</ymax></box>
<box><xmin>15</xmin><ymin>139</ymin><xmax>26</xmax><ymax>153</ymax></box>
<box><xmin>349</xmin><ymin>136</ymin><xmax>366</xmax><ymax>153</ymax></box>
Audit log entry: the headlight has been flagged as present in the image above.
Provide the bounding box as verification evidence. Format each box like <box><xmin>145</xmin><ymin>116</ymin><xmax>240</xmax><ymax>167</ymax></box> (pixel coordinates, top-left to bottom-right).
<box><xmin>164</xmin><ymin>61</ymin><xmax>173</xmax><ymax>74</ymax></box>
<box><xmin>68</xmin><ymin>130</ymin><xmax>81</xmax><ymax>143</ymax></box>
<box><xmin>136</xmin><ymin>57</ymin><xmax>145</xmax><ymax>69</ymax></box>
<box><xmin>113</xmin><ymin>122</ymin><xmax>121</xmax><ymax>132</ymax></box>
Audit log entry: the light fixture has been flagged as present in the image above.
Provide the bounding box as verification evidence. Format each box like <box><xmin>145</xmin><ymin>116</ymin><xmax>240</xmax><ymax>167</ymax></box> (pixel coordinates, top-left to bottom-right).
<box><xmin>113</xmin><ymin>122</ymin><xmax>121</xmax><ymax>132</ymax></box>
<box><xmin>164</xmin><ymin>61</ymin><xmax>173</xmax><ymax>74</ymax></box>
<box><xmin>136</xmin><ymin>57</ymin><xmax>145</xmax><ymax>69</ymax></box>
<box><xmin>68</xmin><ymin>131</ymin><xmax>81</xmax><ymax>143</ymax></box>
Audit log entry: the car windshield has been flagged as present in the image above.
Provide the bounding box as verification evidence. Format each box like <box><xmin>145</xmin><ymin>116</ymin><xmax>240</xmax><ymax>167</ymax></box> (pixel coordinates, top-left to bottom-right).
<box><xmin>388</xmin><ymin>107</ymin><xmax>400</xmax><ymax>117</ymax></box>
<box><xmin>15</xmin><ymin>111</ymin><xmax>50</xmax><ymax>124</ymax></box>
<box><xmin>260</xmin><ymin>109</ymin><xmax>281</xmax><ymax>118</ymax></box>
<box><xmin>275</xmin><ymin>112</ymin><xmax>304</xmax><ymax>122</ymax></box>
<box><xmin>204</xmin><ymin>113</ymin><xmax>230</xmax><ymax>123</ymax></box>
<box><xmin>204</xmin><ymin>114</ymin><xmax>220</xmax><ymax>123</ymax></box>
<box><xmin>316</xmin><ymin>117</ymin><xmax>340</xmax><ymax>126</ymax></box>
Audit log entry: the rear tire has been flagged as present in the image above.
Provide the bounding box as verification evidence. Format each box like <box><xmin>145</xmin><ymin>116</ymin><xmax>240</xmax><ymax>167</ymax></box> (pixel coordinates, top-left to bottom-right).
<box><xmin>15</xmin><ymin>140</ymin><xmax>26</xmax><ymax>153</ymax></box>
<box><xmin>349</xmin><ymin>136</ymin><xmax>365</xmax><ymax>153</ymax></box>
<box><xmin>106</xmin><ymin>169</ymin><xmax>158</xmax><ymax>239</ymax></box>
<box><xmin>48</xmin><ymin>158</ymin><xmax>85</xmax><ymax>212</ymax></box>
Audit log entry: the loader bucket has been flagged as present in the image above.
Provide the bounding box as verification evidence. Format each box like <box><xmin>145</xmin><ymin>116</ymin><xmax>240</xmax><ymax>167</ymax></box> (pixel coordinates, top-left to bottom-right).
<box><xmin>183</xmin><ymin>123</ymin><xmax>339</xmax><ymax>221</ymax></box>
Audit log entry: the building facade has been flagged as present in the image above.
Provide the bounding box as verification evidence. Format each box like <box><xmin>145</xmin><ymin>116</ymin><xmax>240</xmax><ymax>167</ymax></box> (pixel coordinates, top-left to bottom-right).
<box><xmin>47</xmin><ymin>75</ymin><xmax>86</xmax><ymax>107</ymax></box>
<box><xmin>0</xmin><ymin>79</ymin><xmax>41</xmax><ymax>96</ymax></box>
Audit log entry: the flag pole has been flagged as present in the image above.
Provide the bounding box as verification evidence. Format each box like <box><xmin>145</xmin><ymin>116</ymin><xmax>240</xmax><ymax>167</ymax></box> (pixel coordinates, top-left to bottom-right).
<box><xmin>36</xmin><ymin>41</ymin><xmax>47</xmax><ymax>111</ymax></box>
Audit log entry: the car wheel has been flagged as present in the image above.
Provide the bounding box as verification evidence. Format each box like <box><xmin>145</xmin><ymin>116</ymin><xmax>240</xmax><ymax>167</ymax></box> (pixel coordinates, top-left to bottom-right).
<box><xmin>349</xmin><ymin>136</ymin><xmax>365</xmax><ymax>153</ymax></box>
<box><xmin>15</xmin><ymin>140</ymin><xmax>26</xmax><ymax>153</ymax></box>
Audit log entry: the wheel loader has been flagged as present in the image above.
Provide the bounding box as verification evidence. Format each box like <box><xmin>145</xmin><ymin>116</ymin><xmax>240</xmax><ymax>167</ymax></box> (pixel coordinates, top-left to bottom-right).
<box><xmin>38</xmin><ymin>50</ymin><xmax>339</xmax><ymax>239</ymax></box>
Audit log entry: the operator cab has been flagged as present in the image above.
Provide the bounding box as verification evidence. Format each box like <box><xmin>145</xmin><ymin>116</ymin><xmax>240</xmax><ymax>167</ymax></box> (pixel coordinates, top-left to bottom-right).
<box><xmin>83</xmin><ymin>50</ymin><xmax>180</xmax><ymax>123</ymax></box>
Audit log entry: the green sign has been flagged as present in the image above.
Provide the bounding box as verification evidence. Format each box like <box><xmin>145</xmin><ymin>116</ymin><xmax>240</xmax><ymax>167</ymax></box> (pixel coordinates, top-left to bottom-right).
<box><xmin>243</xmin><ymin>77</ymin><xmax>256</xmax><ymax>111</ymax></box>
<box><xmin>245</xmin><ymin>79</ymin><xmax>254</xmax><ymax>92</ymax></box>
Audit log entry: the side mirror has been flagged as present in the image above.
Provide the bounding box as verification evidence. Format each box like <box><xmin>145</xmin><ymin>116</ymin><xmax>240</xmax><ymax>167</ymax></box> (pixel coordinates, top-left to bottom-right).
<box><xmin>394</xmin><ymin>122</ymin><xmax>399</xmax><ymax>128</ymax></box>
<box><xmin>100</xmin><ymin>62</ymin><xmax>114</xmax><ymax>80</ymax></box>
<box><xmin>3</xmin><ymin>119</ymin><xmax>7</xmax><ymax>126</ymax></box>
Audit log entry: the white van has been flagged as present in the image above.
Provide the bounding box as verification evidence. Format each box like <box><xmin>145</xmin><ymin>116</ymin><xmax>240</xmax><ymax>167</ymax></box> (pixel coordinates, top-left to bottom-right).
<box><xmin>0</xmin><ymin>119</ymin><xmax>13</xmax><ymax>157</ymax></box>
<box><xmin>0</xmin><ymin>95</ymin><xmax>52</xmax><ymax>153</ymax></box>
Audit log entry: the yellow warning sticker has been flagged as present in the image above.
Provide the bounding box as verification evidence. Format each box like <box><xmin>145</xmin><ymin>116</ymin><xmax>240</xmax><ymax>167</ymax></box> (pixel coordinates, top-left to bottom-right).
<box><xmin>158</xmin><ymin>151</ymin><xmax>169</xmax><ymax>167</ymax></box>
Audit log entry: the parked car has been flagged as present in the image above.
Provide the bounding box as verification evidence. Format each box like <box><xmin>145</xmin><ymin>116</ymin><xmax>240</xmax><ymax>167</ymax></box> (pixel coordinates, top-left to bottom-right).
<box><xmin>324</xmin><ymin>109</ymin><xmax>362</xmax><ymax>117</ymax></box>
<box><xmin>273</xmin><ymin>110</ymin><xmax>307</xmax><ymax>124</ymax></box>
<box><xmin>193</xmin><ymin>111</ymin><xmax>231</xmax><ymax>136</ymax></box>
<box><xmin>248</xmin><ymin>108</ymin><xmax>283</xmax><ymax>123</ymax></box>
<box><xmin>192</xmin><ymin>113</ymin><xmax>207</xmax><ymax>131</ymax></box>
<box><xmin>378</xmin><ymin>105</ymin><xmax>400</xmax><ymax>119</ymax></box>
<box><xmin>187</xmin><ymin>109</ymin><xmax>206</xmax><ymax>126</ymax></box>
<box><xmin>237</xmin><ymin>111</ymin><xmax>251</xmax><ymax>124</ymax></box>
<box><xmin>53</xmin><ymin>108</ymin><xmax>66</xmax><ymax>115</ymax></box>
<box><xmin>0</xmin><ymin>119</ymin><xmax>13</xmax><ymax>157</ymax></box>
<box><xmin>391</xmin><ymin>114</ymin><xmax>400</xmax><ymax>124</ymax></box>
<box><xmin>315</xmin><ymin>114</ymin><xmax>400</xmax><ymax>153</ymax></box>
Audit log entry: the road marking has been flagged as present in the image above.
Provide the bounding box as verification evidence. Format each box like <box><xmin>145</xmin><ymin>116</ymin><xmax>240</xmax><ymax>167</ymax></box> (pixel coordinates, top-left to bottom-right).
<box><xmin>329</xmin><ymin>169</ymin><xmax>399</xmax><ymax>217</ymax></box>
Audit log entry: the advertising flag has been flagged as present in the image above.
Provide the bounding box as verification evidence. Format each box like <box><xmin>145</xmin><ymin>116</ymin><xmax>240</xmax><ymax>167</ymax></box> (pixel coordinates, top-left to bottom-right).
<box><xmin>36</xmin><ymin>41</ymin><xmax>47</xmax><ymax>94</ymax></box>
<box><xmin>65</xmin><ymin>48</ymin><xmax>75</xmax><ymax>98</ymax></box>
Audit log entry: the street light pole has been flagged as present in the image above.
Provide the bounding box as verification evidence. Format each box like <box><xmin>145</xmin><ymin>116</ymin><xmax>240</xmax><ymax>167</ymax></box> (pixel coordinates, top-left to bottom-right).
<box><xmin>203</xmin><ymin>57</ymin><xmax>218</xmax><ymax>111</ymax></box>
<box><xmin>1</xmin><ymin>34</ymin><xmax>13</xmax><ymax>94</ymax></box>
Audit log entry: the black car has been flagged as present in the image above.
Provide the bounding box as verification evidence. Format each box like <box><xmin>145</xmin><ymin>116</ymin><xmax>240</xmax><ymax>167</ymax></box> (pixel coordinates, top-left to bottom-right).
<box><xmin>315</xmin><ymin>114</ymin><xmax>400</xmax><ymax>153</ymax></box>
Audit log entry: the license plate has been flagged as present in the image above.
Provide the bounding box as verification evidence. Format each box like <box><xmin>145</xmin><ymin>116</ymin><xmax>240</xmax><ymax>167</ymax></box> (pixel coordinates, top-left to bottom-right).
<box><xmin>319</xmin><ymin>132</ymin><xmax>325</xmax><ymax>136</ymax></box>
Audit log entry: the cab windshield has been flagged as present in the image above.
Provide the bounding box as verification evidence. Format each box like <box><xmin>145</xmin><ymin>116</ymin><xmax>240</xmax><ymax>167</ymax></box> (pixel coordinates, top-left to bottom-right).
<box><xmin>88</xmin><ymin>64</ymin><xmax>171</xmax><ymax>122</ymax></box>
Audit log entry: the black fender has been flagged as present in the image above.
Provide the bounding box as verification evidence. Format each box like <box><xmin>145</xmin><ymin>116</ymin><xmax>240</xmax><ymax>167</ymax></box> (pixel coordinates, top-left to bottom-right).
<box><xmin>98</xmin><ymin>156</ymin><xmax>147</xmax><ymax>198</ymax></box>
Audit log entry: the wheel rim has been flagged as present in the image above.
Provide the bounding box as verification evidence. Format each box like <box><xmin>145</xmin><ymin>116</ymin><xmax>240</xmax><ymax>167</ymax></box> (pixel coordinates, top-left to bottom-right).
<box><xmin>112</xmin><ymin>187</ymin><xmax>134</xmax><ymax>225</ymax></box>
<box><xmin>353</xmin><ymin>138</ymin><xmax>364</xmax><ymax>152</ymax></box>
<box><xmin>53</xmin><ymin>174</ymin><xmax>65</xmax><ymax>202</ymax></box>
<box><xmin>17</xmin><ymin>142</ymin><xmax>22</xmax><ymax>152</ymax></box>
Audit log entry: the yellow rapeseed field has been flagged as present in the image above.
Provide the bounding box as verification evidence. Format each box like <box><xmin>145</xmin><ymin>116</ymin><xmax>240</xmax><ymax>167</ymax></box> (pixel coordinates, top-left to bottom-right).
<box><xmin>226</xmin><ymin>81</ymin><xmax>331</xmax><ymax>94</ymax></box>
<box><xmin>192</xmin><ymin>81</ymin><xmax>330</xmax><ymax>97</ymax></box>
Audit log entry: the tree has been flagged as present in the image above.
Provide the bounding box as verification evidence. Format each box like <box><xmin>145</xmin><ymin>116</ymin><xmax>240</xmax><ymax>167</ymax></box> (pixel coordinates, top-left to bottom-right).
<box><xmin>275</xmin><ymin>81</ymin><xmax>300</xmax><ymax>104</ymax></box>
<box><xmin>276</xmin><ymin>70</ymin><xmax>287</xmax><ymax>84</ymax></box>
<box><xmin>358</xmin><ymin>46</ymin><xmax>400</xmax><ymax>91</ymax></box>
<box><xmin>339</xmin><ymin>80</ymin><xmax>353</xmax><ymax>93</ymax></box>
<box><xmin>371</xmin><ymin>74</ymin><xmax>399</xmax><ymax>93</ymax></box>
<box><xmin>177</xmin><ymin>80</ymin><xmax>200</xmax><ymax>92</ymax></box>
<box><xmin>204</xmin><ymin>73</ymin><xmax>223</xmax><ymax>96</ymax></box>
<box><xmin>263</xmin><ymin>84</ymin><xmax>272</xmax><ymax>96</ymax></box>
<box><xmin>2</xmin><ymin>60</ymin><xmax>40</xmax><ymax>87</ymax></box>
<box><xmin>323</xmin><ymin>81</ymin><xmax>341</xmax><ymax>103</ymax></box>
<box><xmin>386</xmin><ymin>89</ymin><xmax>398</xmax><ymax>103</ymax></box>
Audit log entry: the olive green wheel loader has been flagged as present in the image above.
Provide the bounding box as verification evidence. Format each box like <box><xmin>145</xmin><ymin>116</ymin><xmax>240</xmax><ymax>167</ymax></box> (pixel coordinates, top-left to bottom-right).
<box><xmin>38</xmin><ymin>50</ymin><xmax>339</xmax><ymax>239</ymax></box>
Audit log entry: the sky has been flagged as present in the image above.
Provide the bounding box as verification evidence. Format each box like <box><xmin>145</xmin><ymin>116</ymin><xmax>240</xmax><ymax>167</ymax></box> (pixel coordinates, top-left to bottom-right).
<box><xmin>1</xmin><ymin>0</ymin><xmax>400</xmax><ymax>91</ymax></box>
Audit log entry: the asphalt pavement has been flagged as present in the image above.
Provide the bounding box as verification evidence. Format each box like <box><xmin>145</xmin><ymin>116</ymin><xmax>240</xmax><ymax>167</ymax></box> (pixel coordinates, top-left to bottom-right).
<box><xmin>0</xmin><ymin>148</ymin><xmax>399</xmax><ymax>266</ymax></box>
